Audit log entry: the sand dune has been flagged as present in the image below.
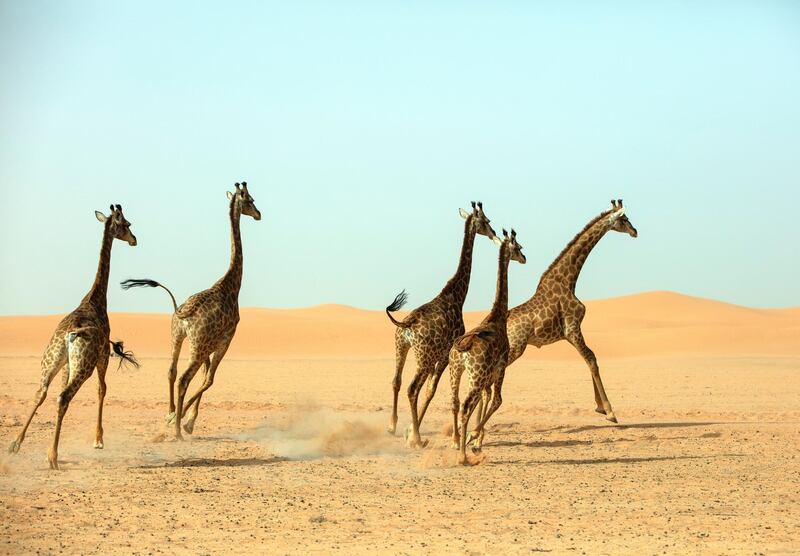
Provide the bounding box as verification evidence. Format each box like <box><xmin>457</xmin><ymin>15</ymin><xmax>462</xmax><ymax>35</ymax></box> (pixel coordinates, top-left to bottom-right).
<box><xmin>0</xmin><ymin>291</ymin><xmax>796</xmax><ymax>360</ymax></box>
<box><xmin>1</xmin><ymin>290</ymin><xmax>798</xmax><ymax>554</ymax></box>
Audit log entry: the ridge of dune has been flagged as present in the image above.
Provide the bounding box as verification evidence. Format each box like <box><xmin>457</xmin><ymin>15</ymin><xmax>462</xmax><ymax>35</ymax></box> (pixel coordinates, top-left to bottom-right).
<box><xmin>0</xmin><ymin>291</ymin><xmax>796</xmax><ymax>360</ymax></box>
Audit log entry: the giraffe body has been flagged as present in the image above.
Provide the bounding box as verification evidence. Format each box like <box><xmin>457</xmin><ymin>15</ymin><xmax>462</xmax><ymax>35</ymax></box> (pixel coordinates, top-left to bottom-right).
<box><xmin>122</xmin><ymin>182</ymin><xmax>260</xmax><ymax>439</ymax></box>
<box><xmin>8</xmin><ymin>205</ymin><xmax>137</xmax><ymax>469</ymax></box>
<box><xmin>449</xmin><ymin>230</ymin><xmax>525</xmax><ymax>465</ymax></box>
<box><xmin>472</xmin><ymin>201</ymin><xmax>638</xmax><ymax>442</ymax></box>
<box><xmin>386</xmin><ymin>203</ymin><xmax>497</xmax><ymax>447</ymax></box>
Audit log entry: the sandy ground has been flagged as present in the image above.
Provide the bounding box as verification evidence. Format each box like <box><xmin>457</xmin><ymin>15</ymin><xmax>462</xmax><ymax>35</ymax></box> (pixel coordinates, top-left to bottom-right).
<box><xmin>1</xmin><ymin>292</ymin><xmax>798</xmax><ymax>554</ymax></box>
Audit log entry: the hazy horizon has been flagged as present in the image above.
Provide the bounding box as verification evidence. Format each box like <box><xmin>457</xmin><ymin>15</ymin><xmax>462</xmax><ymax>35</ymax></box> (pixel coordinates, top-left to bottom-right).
<box><xmin>1</xmin><ymin>2</ymin><xmax>798</xmax><ymax>315</ymax></box>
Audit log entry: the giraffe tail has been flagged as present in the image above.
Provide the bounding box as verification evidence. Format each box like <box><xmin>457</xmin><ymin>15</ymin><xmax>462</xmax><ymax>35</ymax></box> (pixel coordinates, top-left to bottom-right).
<box><xmin>110</xmin><ymin>340</ymin><xmax>140</xmax><ymax>370</ymax></box>
<box><xmin>120</xmin><ymin>278</ymin><xmax>179</xmax><ymax>313</ymax></box>
<box><xmin>385</xmin><ymin>290</ymin><xmax>413</xmax><ymax>328</ymax></box>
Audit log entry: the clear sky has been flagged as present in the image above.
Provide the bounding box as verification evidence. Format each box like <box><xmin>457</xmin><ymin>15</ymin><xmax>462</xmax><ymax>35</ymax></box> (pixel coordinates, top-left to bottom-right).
<box><xmin>1</xmin><ymin>1</ymin><xmax>798</xmax><ymax>315</ymax></box>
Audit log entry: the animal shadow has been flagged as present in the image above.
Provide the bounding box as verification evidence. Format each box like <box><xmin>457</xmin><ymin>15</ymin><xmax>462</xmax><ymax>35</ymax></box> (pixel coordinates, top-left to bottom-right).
<box><xmin>137</xmin><ymin>456</ymin><xmax>288</xmax><ymax>469</ymax></box>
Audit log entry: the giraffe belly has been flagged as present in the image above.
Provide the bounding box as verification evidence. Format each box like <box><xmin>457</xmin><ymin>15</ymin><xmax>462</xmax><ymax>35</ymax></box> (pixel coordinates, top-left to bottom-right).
<box><xmin>527</xmin><ymin>319</ymin><xmax>562</xmax><ymax>347</ymax></box>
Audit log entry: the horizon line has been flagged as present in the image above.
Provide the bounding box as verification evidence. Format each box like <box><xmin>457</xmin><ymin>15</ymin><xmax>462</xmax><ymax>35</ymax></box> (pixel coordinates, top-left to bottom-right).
<box><xmin>1</xmin><ymin>290</ymin><xmax>797</xmax><ymax>319</ymax></box>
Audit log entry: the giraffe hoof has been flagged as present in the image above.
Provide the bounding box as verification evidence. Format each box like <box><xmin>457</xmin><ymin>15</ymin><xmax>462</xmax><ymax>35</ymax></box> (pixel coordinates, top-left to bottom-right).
<box><xmin>183</xmin><ymin>421</ymin><xmax>195</xmax><ymax>435</ymax></box>
<box><xmin>48</xmin><ymin>454</ymin><xmax>59</xmax><ymax>470</ymax></box>
<box><xmin>387</xmin><ymin>424</ymin><xmax>397</xmax><ymax>436</ymax></box>
<box><xmin>606</xmin><ymin>414</ymin><xmax>618</xmax><ymax>424</ymax></box>
<box><xmin>8</xmin><ymin>440</ymin><xmax>20</xmax><ymax>454</ymax></box>
<box><xmin>165</xmin><ymin>412</ymin><xmax>176</xmax><ymax>424</ymax></box>
<box><xmin>404</xmin><ymin>433</ymin><xmax>427</xmax><ymax>449</ymax></box>
<box><xmin>93</xmin><ymin>440</ymin><xmax>104</xmax><ymax>449</ymax></box>
<box><xmin>595</xmin><ymin>407</ymin><xmax>607</xmax><ymax>415</ymax></box>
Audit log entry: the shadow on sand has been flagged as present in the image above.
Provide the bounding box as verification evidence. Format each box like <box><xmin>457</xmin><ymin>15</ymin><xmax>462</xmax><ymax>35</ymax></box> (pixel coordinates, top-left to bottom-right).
<box><xmin>560</xmin><ymin>421</ymin><xmax>725</xmax><ymax>434</ymax></box>
<box><xmin>137</xmin><ymin>456</ymin><xmax>288</xmax><ymax>469</ymax></box>
<box><xmin>493</xmin><ymin>453</ymin><xmax>744</xmax><ymax>466</ymax></box>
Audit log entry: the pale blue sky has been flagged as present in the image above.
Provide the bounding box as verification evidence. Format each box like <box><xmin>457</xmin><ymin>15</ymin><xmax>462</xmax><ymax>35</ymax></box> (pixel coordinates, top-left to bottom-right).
<box><xmin>1</xmin><ymin>1</ymin><xmax>798</xmax><ymax>315</ymax></box>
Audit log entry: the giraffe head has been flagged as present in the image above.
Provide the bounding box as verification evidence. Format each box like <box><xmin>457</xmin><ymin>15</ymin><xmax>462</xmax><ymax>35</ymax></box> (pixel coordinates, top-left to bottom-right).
<box><xmin>227</xmin><ymin>181</ymin><xmax>262</xmax><ymax>220</ymax></box>
<box><xmin>95</xmin><ymin>204</ymin><xmax>137</xmax><ymax>246</ymax></box>
<box><xmin>458</xmin><ymin>201</ymin><xmax>497</xmax><ymax>240</ymax></box>
<box><xmin>608</xmin><ymin>199</ymin><xmax>637</xmax><ymax>238</ymax></box>
<box><xmin>494</xmin><ymin>228</ymin><xmax>526</xmax><ymax>264</ymax></box>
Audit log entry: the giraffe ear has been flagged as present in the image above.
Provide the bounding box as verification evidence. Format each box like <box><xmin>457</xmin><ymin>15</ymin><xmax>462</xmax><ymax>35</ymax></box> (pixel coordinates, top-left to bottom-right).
<box><xmin>226</xmin><ymin>191</ymin><xmax>234</xmax><ymax>200</ymax></box>
<box><xmin>95</xmin><ymin>211</ymin><xmax>107</xmax><ymax>223</ymax></box>
<box><xmin>492</xmin><ymin>235</ymin><xmax>503</xmax><ymax>247</ymax></box>
<box><xmin>459</xmin><ymin>208</ymin><xmax>470</xmax><ymax>220</ymax></box>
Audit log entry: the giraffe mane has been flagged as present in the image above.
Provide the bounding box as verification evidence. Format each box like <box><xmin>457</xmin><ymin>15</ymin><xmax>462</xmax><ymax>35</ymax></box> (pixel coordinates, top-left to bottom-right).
<box><xmin>537</xmin><ymin>208</ymin><xmax>614</xmax><ymax>286</ymax></box>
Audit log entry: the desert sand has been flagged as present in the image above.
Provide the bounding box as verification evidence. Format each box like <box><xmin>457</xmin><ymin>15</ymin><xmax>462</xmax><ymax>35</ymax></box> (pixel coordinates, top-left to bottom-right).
<box><xmin>0</xmin><ymin>291</ymin><xmax>798</xmax><ymax>554</ymax></box>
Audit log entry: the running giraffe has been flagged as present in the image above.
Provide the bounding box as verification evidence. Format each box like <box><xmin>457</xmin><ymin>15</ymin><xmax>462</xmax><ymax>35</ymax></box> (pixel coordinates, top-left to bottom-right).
<box><xmin>471</xmin><ymin>200</ymin><xmax>637</xmax><ymax>443</ymax></box>
<box><xmin>121</xmin><ymin>182</ymin><xmax>261</xmax><ymax>439</ymax></box>
<box><xmin>8</xmin><ymin>204</ymin><xmax>138</xmax><ymax>469</ymax></box>
<box><xmin>385</xmin><ymin>202</ymin><xmax>497</xmax><ymax>448</ymax></box>
<box><xmin>449</xmin><ymin>229</ymin><xmax>525</xmax><ymax>465</ymax></box>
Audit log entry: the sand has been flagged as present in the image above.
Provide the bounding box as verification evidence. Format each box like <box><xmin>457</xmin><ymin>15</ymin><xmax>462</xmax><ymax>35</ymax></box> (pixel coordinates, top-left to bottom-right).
<box><xmin>0</xmin><ymin>291</ymin><xmax>798</xmax><ymax>554</ymax></box>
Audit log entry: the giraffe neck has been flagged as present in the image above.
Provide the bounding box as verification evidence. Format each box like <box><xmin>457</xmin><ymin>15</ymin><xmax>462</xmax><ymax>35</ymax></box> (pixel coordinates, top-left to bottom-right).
<box><xmin>440</xmin><ymin>216</ymin><xmax>476</xmax><ymax>306</ymax></box>
<box><xmin>537</xmin><ymin>213</ymin><xmax>612</xmax><ymax>295</ymax></box>
<box><xmin>84</xmin><ymin>220</ymin><xmax>114</xmax><ymax>310</ymax></box>
<box><xmin>221</xmin><ymin>197</ymin><xmax>243</xmax><ymax>293</ymax></box>
<box><xmin>486</xmin><ymin>241</ymin><xmax>511</xmax><ymax>323</ymax></box>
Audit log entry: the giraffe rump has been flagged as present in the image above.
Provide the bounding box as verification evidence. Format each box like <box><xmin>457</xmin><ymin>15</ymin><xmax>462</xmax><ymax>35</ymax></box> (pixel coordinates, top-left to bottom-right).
<box><xmin>110</xmin><ymin>340</ymin><xmax>140</xmax><ymax>370</ymax></box>
<box><xmin>385</xmin><ymin>290</ymin><xmax>413</xmax><ymax>328</ymax></box>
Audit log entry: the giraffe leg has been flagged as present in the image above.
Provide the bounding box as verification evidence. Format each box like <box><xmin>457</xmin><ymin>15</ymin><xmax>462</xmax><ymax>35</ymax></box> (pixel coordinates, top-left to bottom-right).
<box><xmin>566</xmin><ymin>331</ymin><xmax>617</xmax><ymax>423</ymax></box>
<box><xmin>49</xmin><ymin>333</ymin><xmax>98</xmax><ymax>470</ymax></box>
<box><xmin>173</xmin><ymin>357</ymin><xmax>205</xmax><ymax>440</ymax></box>
<box><xmin>458</xmin><ymin>387</ymin><xmax>482</xmax><ymax>465</ymax></box>
<box><xmin>417</xmin><ymin>357</ymin><xmax>448</xmax><ymax>426</ymax></box>
<box><xmin>471</xmin><ymin>369</ymin><xmax>506</xmax><ymax>452</ymax></box>
<box><xmin>166</xmin><ymin>327</ymin><xmax>186</xmax><ymax>423</ymax></box>
<box><xmin>467</xmin><ymin>388</ymin><xmax>490</xmax><ymax>446</ymax></box>
<box><xmin>8</xmin><ymin>338</ymin><xmax>66</xmax><ymax>454</ymax></box>
<box><xmin>181</xmin><ymin>356</ymin><xmax>210</xmax><ymax>434</ymax></box>
<box><xmin>388</xmin><ymin>333</ymin><xmax>410</xmax><ymax>435</ymax></box>
<box><xmin>448</xmin><ymin>356</ymin><xmax>464</xmax><ymax>449</ymax></box>
<box><xmin>183</xmin><ymin>338</ymin><xmax>230</xmax><ymax>435</ymax></box>
<box><xmin>592</xmin><ymin>381</ymin><xmax>605</xmax><ymax>415</ymax></box>
<box><xmin>405</xmin><ymin>368</ymin><xmax>430</xmax><ymax>448</ymax></box>
<box><xmin>93</xmin><ymin>348</ymin><xmax>110</xmax><ymax>449</ymax></box>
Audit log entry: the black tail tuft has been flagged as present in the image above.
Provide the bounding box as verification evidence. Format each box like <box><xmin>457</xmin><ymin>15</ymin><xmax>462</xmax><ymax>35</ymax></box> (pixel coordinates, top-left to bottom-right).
<box><xmin>120</xmin><ymin>278</ymin><xmax>160</xmax><ymax>290</ymax></box>
<box><xmin>110</xmin><ymin>340</ymin><xmax>140</xmax><ymax>370</ymax></box>
<box><xmin>386</xmin><ymin>290</ymin><xmax>408</xmax><ymax>313</ymax></box>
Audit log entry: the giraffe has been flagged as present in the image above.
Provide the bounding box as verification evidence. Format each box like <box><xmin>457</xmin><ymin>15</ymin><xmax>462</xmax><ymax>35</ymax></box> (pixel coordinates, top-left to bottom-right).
<box><xmin>448</xmin><ymin>229</ymin><xmax>525</xmax><ymax>465</ymax></box>
<box><xmin>470</xmin><ymin>200</ymin><xmax>637</xmax><ymax>443</ymax></box>
<box><xmin>385</xmin><ymin>202</ymin><xmax>497</xmax><ymax>448</ymax></box>
<box><xmin>120</xmin><ymin>182</ymin><xmax>261</xmax><ymax>439</ymax></box>
<box><xmin>7</xmin><ymin>204</ymin><xmax>138</xmax><ymax>470</ymax></box>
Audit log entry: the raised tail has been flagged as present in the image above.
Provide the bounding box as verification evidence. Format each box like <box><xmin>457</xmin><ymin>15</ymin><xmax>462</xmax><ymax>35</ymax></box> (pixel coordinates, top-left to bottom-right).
<box><xmin>120</xmin><ymin>278</ymin><xmax>179</xmax><ymax>313</ymax></box>
<box><xmin>110</xmin><ymin>340</ymin><xmax>140</xmax><ymax>370</ymax></box>
<box><xmin>385</xmin><ymin>290</ymin><xmax>413</xmax><ymax>328</ymax></box>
